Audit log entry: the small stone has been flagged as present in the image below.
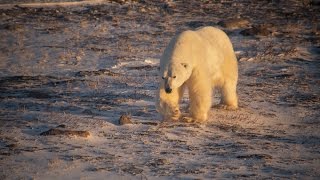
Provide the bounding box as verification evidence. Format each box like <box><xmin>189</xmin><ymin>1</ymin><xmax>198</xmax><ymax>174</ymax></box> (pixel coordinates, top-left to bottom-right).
<box><xmin>56</xmin><ymin>124</ymin><xmax>66</xmax><ymax>128</ymax></box>
<box><xmin>218</xmin><ymin>18</ymin><xmax>250</xmax><ymax>29</ymax></box>
<box><xmin>119</xmin><ymin>115</ymin><xmax>133</xmax><ymax>125</ymax></box>
<box><xmin>247</xmin><ymin>57</ymin><xmax>255</xmax><ymax>62</ymax></box>
<box><xmin>75</xmin><ymin>56</ymin><xmax>81</xmax><ymax>61</ymax></box>
<box><xmin>239</xmin><ymin>57</ymin><xmax>248</xmax><ymax>62</ymax></box>
<box><xmin>240</xmin><ymin>24</ymin><xmax>274</xmax><ymax>36</ymax></box>
<box><xmin>82</xmin><ymin>109</ymin><xmax>94</xmax><ymax>115</ymax></box>
<box><xmin>311</xmin><ymin>0</ymin><xmax>320</xmax><ymax>5</ymax></box>
<box><xmin>6</xmin><ymin>144</ymin><xmax>18</xmax><ymax>149</ymax></box>
<box><xmin>156</xmin><ymin>158</ymin><xmax>170</xmax><ymax>165</ymax></box>
<box><xmin>140</xmin><ymin>7</ymin><xmax>147</xmax><ymax>13</ymax></box>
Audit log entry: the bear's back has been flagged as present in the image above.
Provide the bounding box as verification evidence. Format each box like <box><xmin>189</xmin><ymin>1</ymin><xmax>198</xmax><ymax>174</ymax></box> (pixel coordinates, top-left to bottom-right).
<box><xmin>195</xmin><ymin>27</ymin><xmax>238</xmax><ymax>83</ymax></box>
<box><xmin>195</xmin><ymin>27</ymin><xmax>234</xmax><ymax>54</ymax></box>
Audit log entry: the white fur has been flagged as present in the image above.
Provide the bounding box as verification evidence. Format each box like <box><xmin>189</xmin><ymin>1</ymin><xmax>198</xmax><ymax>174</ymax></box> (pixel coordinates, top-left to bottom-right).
<box><xmin>156</xmin><ymin>26</ymin><xmax>238</xmax><ymax>122</ymax></box>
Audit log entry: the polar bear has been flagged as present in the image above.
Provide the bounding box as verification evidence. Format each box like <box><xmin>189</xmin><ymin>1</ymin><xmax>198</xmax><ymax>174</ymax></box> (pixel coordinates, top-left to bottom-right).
<box><xmin>156</xmin><ymin>26</ymin><xmax>238</xmax><ymax>122</ymax></box>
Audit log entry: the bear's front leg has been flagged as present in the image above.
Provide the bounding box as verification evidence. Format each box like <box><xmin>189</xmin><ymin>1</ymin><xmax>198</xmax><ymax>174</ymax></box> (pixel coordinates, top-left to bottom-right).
<box><xmin>162</xmin><ymin>104</ymin><xmax>181</xmax><ymax>121</ymax></box>
<box><xmin>156</xmin><ymin>84</ymin><xmax>183</xmax><ymax>121</ymax></box>
<box><xmin>188</xmin><ymin>80</ymin><xmax>212</xmax><ymax>122</ymax></box>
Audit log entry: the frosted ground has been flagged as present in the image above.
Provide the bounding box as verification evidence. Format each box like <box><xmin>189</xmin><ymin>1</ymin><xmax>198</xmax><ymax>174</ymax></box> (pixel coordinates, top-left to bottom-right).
<box><xmin>0</xmin><ymin>0</ymin><xmax>319</xmax><ymax>179</ymax></box>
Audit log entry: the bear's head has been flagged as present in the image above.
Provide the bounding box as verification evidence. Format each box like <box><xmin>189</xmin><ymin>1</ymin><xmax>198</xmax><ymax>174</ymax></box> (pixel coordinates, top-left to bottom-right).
<box><xmin>161</xmin><ymin>62</ymin><xmax>192</xmax><ymax>94</ymax></box>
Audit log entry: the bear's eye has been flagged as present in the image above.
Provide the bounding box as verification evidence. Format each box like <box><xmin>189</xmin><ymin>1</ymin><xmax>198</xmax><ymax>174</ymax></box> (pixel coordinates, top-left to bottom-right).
<box><xmin>173</xmin><ymin>76</ymin><xmax>176</xmax><ymax>78</ymax></box>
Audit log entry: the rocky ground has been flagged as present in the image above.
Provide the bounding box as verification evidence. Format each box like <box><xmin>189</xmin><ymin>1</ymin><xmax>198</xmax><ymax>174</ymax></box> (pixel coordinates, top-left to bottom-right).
<box><xmin>0</xmin><ymin>0</ymin><xmax>319</xmax><ymax>179</ymax></box>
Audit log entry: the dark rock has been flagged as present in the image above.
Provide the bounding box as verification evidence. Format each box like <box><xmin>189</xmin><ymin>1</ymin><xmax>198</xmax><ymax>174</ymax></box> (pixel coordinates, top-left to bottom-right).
<box><xmin>6</xmin><ymin>144</ymin><xmax>18</xmax><ymax>149</ymax></box>
<box><xmin>240</xmin><ymin>24</ymin><xmax>274</xmax><ymax>36</ymax></box>
<box><xmin>119</xmin><ymin>115</ymin><xmax>133</xmax><ymax>125</ymax></box>
<box><xmin>140</xmin><ymin>121</ymin><xmax>159</xmax><ymax>126</ymax></box>
<box><xmin>162</xmin><ymin>1</ymin><xmax>176</xmax><ymax>14</ymax></box>
<box><xmin>27</xmin><ymin>90</ymin><xmax>52</xmax><ymax>99</ymax></box>
<box><xmin>236</xmin><ymin>154</ymin><xmax>272</xmax><ymax>160</ymax></box>
<box><xmin>186</xmin><ymin>21</ymin><xmax>216</xmax><ymax>28</ymax></box>
<box><xmin>105</xmin><ymin>15</ymin><xmax>113</xmax><ymax>21</ymax></box>
<box><xmin>75</xmin><ymin>69</ymin><xmax>119</xmax><ymax>77</ymax></box>
<box><xmin>56</xmin><ymin>124</ymin><xmax>66</xmax><ymax>128</ymax></box>
<box><xmin>127</xmin><ymin>65</ymin><xmax>156</xmax><ymax>71</ymax></box>
<box><xmin>218</xmin><ymin>18</ymin><xmax>250</xmax><ymax>29</ymax></box>
<box><xmin>82</xmin><ymin>109</ymin><xmax>94</xmax><ymax>115</ymax></box>
<box><xmin>121</xmin><ymin>165</ymin><xmax>143</xmax><ymax>175</ymax></box>
<box><xmin>311</xmin><ymin>0</ymin><xmax>320</xmax><ymax>5</ymax></box>
<box><xmin>40</xmin><ymin>128</ymin><xmax>90</xmax><ymax>137</ymax></box>
<box><xmin>0</xmin><ymin>23</ymin><xmax>23</xmax><ymax>31</ymax></box>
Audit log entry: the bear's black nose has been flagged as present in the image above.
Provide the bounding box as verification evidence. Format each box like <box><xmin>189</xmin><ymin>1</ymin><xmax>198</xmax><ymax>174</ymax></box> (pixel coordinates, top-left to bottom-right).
<box><xmin>165</xmin><ymin>87</ymin><xmax>172</xmax><ymax>94</ymax></box>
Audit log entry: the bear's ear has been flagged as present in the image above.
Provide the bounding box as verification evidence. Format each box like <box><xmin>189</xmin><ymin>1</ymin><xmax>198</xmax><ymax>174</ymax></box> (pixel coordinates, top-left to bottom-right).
<box><xmin>181</xmin><ymin>63</ymin><xmax>188</xmax><ymax>68</ymax></box>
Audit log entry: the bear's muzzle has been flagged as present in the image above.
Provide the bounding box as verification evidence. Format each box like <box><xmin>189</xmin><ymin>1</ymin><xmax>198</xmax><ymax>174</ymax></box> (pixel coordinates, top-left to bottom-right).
<box><xmin>165</xmin><ymin>87</ymin><xmax>172</xmax><ymax>94</ymax></box>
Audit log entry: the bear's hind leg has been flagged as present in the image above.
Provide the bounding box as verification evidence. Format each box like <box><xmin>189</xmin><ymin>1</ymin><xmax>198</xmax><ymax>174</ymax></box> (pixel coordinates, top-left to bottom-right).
<box><xmin>221</xmin><ymin>81</ymin><xmax>238</xmax><ymax>110</ymax></box>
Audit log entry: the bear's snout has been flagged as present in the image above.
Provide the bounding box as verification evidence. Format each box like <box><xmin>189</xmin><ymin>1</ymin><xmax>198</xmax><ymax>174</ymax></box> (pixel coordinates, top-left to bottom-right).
<box><xmin>165</xmin><ymin>87</ymin><xmax>172</xmax><ymax>94</ymax></box>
